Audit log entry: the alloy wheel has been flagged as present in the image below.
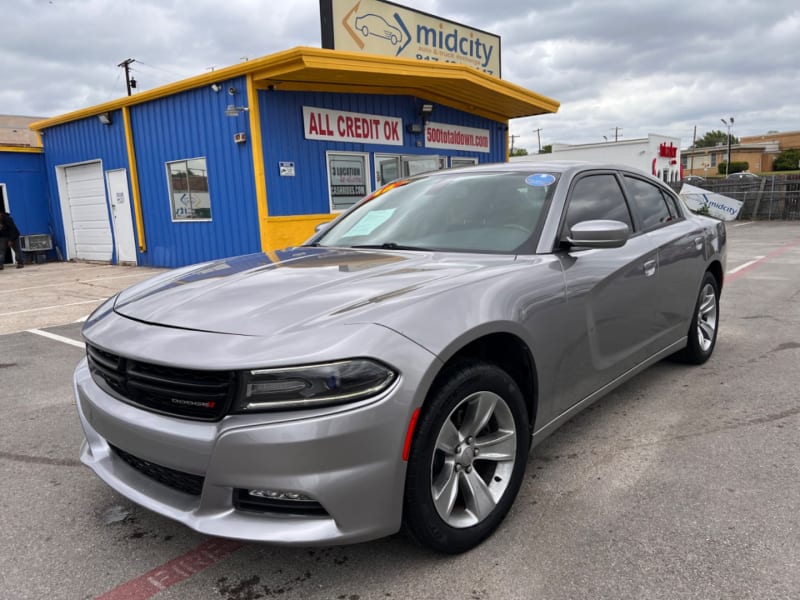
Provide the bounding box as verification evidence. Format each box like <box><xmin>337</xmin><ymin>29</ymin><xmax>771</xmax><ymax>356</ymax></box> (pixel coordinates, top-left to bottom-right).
<box><xmin>430</xmin><ymin>390</ymin><xmax>517</xmax><ymax>528</ymax></box>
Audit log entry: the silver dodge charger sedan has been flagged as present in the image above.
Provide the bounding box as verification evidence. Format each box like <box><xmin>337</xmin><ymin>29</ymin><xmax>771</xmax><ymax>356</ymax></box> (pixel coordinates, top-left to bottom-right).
<box><xmin>75</xmin><ymin>162</ymin><xmax>726</xmax><ymax>553</ymax></box>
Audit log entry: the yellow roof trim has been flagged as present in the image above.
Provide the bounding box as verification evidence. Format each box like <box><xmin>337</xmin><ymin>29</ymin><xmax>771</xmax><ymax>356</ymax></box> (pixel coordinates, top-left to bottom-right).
<box><xmin>30</xmin><ymin>47</ymin><xmax>558</xmax><ymax>132</ymax></box>
<box><xmin>0</xmin><ymin>145</ymin><xmax>43</xmax><ymax>153</ymax></box>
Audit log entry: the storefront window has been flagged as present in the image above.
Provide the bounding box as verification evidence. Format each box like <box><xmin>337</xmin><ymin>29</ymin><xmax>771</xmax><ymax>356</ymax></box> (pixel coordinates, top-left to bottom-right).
<box><xmin>375</xmin><ymin>154</ymin><xmax>446</xmax><ymax>188</ymax></box>
<box><xmin>375</xmin><ymin>154</ymin><xmax>400</xmax><ymax>188</ymax></box>
<box><xmin>327</xmin><ymin>152</ymin><xmax>371</xmax><ymax>211</ymax></box>
<box><xmin>166</xmin><ymin>158</ymin><xmax>211</xmax><ymax>221</ymax></box>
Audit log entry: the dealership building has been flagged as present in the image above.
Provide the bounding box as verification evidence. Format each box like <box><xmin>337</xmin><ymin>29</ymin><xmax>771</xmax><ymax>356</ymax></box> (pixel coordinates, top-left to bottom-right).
<box><xmin>18</xmin><ymin>44</ymin><xmax>559</xmax><ymax>268</ymax></box>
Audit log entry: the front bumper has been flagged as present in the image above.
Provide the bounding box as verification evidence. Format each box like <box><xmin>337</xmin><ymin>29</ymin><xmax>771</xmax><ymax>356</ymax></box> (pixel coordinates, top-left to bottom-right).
<box><xmin>74</xmin><ymin>323</ymin><xmax>438</xmax><ymax>545</ymax></box>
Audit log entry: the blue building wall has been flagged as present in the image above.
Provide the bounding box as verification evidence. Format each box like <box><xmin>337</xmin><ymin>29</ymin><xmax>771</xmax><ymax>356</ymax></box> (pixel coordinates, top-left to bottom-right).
<box><xmin>259</xmin><ymin>90</ymin><xmax>506</xmax><ymax>216</ymax></box>
<box><xmin>39</xmin><ymin>110</ymin><xmax>130</xmax><ymax>262</ymax></box>
<box><xmin>0</xmin><ymin>150</ymin><xmax>50</xmax><ymax>257</ymax></box>
<box><xmin>37</xmin><ymin>84</ymin><xmax>507</xmax><ymax>268</ymax></box>
<box><xmin>129</xmin><ymin>76</ymin><xmax>260</xmax><ymax>267</ymax></box>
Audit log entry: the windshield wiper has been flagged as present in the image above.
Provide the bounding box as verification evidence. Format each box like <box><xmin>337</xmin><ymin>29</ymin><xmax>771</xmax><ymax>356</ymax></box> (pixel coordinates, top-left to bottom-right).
<box><xmin>349</xmin><ymin>242</ymin><xmax>435</xmax><ymax>252</ymax></box>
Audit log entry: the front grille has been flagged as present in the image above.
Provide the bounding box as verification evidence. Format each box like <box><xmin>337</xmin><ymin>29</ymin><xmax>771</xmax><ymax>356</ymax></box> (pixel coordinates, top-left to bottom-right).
<box><xmin>111</xmin><ymin>444</ymin><xmax>205</xmax><ymax>496</ymax></box>
<box><xmin>86</xmin><ymin>344</ymin><xmax>236</xmax><ymax>421</ymax></box>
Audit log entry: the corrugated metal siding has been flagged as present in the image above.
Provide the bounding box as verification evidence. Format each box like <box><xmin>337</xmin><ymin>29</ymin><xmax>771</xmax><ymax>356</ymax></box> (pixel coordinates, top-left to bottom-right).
<box><xmin>260</xmin><ymin>91</ymin><xmax>506</xmax><ymax>216</ymax></box>
<box><xmin>40</xmin><ymin>113</ymin><xmax>129</xmax><ymax>261</ymax></box>
<box><xmin>130</xmin><ymin>76</ymin><xmax>260</xmax><ymax>267</ymax></box>
<box><xmin>0</xmin><ymin>151</ymin><xmax>50</xmax><ymax>250</ymax></box>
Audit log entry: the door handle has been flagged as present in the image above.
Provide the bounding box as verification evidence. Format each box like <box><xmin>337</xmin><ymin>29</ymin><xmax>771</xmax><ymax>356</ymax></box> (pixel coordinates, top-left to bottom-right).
<box><xmin>643</xmin><ymin>259</ymin><xmax>657</xmax><ymax>277</ymax></box>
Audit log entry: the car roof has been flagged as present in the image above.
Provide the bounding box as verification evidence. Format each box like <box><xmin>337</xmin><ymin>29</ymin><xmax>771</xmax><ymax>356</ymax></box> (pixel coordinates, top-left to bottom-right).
<box><xmin>442</xmin><ymin>160</ymin><xmax>661</xmax><ymax>182</ymax></box>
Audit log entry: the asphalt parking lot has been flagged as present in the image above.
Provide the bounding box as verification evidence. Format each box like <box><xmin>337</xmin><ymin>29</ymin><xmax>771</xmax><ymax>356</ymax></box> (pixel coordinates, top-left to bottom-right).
<box><xmin>2</xmin><ymin>222</ymin><xmax>799</xmax><ymax>600</ymax></box>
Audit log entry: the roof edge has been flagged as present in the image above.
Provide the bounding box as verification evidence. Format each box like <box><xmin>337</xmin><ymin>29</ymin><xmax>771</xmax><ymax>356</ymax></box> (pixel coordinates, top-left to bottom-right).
<box><xmin>30</xmin><ymin>47</ymin><xmax>558</xmax><ymax>131</ymax></box>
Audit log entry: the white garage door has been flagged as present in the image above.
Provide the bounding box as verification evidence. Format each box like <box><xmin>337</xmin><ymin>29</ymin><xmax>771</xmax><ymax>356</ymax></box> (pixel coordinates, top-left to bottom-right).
<box><xmin>64</xmin><ymin>163</ymin><xmax>113</xmax><ymax>261</ymax></box>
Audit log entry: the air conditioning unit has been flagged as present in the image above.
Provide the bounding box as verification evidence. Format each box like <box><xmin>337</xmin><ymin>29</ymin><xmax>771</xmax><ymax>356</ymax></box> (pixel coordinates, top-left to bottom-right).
<box><xmin>20</xmin><ymin>234</ymin><xmax>53</xmax><ymax>252</ymax></box>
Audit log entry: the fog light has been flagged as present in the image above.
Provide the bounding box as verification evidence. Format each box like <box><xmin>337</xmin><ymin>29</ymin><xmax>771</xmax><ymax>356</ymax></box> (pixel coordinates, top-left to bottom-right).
<box><xmin>247</xmin><ymin>489</ymin><xmax>313</xmax><ymax>502</ymax></box>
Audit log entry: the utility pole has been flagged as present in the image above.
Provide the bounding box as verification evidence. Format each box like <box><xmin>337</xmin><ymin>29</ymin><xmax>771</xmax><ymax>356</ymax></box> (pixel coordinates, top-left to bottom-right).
<box><xmin>532</xmin><ymin>128</ymin><xmax>543</xmax><ymax>152</ymax></box>
<box><xmin>117</xmin><ymin>58</ymin><xmax>137</xmax><ymax>96</ymax></box>
<box><xmin>611</xmin><ymin>127</ymin><xmax>622</xmax><ymax>142</ymax></box>
<box><xmin>690</xmin><ymin>125</ymin><xmax>697</xmax><ymax>175</ymax></box>
<box><xmin>510</xmin><ymin>134</ymin><xmax>520</xmax><ymax>154</ymax></box>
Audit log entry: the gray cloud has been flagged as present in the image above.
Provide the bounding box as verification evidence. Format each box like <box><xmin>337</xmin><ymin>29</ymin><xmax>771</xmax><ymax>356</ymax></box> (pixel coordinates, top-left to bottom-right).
<box><xmin>1</xmin><ymin>0</ymin><xmax>797</xmax><ymax>152</ymax></box>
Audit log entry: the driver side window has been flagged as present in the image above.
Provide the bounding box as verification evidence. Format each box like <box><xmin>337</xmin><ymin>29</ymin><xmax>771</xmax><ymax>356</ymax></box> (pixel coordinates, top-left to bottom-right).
<box><xmin>562</xmin><ymin>174</ymin><xmax>633</xmax><ymax>237</ymax></box>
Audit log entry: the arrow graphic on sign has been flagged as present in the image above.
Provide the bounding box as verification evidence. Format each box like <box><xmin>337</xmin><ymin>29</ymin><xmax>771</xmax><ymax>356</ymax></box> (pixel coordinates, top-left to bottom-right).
<box><xmin>343</xmin><ymin>1</ymin><xmax>364</xmax><ymax>49</ymax></box>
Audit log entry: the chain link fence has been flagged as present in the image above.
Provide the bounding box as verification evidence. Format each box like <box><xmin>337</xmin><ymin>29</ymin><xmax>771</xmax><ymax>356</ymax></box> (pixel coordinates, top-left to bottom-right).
<box><xmin>669</xmin><ymin>174</ymin><xmax>800</xmax><ymax>220</ymax></box>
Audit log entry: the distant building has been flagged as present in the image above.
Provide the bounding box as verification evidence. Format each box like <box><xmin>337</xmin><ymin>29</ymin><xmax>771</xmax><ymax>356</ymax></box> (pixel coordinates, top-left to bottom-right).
<box><xmin>510</xmin><ymin>134</ymin><xmax>682</xmax><ymax>183</ymax></box>
<box><xmin>0</xmin><ymin>115</ymin><xmax>44</xmax><ymax>147</ymax></box>
<box><xmin>681</xmin><ymin>130</ymin><xmax>800</xmax><ymax>176</ymax></box>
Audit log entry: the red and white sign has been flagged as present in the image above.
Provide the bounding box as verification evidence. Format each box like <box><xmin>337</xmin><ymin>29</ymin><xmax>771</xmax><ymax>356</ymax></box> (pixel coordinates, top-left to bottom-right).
<box><xmin>424</xmin><ymin>122</ymin><xmax>490</xmax><ymax>153</ymax></box>
<box><xmin>303</xmin><ymin>106</ymin><xmax>403</xmax><ymax>146</ymax></box>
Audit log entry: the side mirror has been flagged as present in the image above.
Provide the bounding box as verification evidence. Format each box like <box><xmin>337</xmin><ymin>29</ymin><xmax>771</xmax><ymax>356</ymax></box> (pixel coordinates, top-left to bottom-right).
<box><xmin>315</xmin><ymin>222</ymin><xmax>331</xmax><ymax>234</ymax></box>
<box><xmin>567</xmin><ymin>219</ymin><xmax>629</xmax><ymax>249</ymax></box>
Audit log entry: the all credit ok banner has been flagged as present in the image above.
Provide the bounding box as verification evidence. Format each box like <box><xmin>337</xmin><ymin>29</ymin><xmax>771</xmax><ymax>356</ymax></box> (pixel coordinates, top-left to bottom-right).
<box><xmin>303</xmin><ymin>106</ymin><xmax>403</xmax><ymax>146</ymax></box>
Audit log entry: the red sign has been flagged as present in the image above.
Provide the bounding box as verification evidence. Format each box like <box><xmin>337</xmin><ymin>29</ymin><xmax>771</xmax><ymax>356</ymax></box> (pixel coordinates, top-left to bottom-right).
<box><xmin>659</xmin><ymin>142</ymin><xmax>677</xmax><ymax>158</ymax></box>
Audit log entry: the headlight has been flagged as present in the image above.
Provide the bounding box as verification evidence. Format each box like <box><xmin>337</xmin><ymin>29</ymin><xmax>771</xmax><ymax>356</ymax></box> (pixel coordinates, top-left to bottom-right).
<box><xmin>234</xmin><ymin>359</ymin><xmax>397</xmax><ymax>412</ymax></box>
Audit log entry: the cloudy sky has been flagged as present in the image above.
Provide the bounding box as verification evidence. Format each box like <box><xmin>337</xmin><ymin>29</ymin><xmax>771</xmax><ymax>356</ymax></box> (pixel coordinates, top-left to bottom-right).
<box><xmin>2</xmin><ymin>0</ymin><xmax>797</xmax><ymax>152</ymax></box>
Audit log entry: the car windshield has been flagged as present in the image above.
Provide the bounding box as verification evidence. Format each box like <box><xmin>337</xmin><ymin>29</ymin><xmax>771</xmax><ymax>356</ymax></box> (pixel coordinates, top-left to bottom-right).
<box><xmin>314</xmin><ymin>171</ymin><xmax>558</xmax><ymax>254</ymax></box>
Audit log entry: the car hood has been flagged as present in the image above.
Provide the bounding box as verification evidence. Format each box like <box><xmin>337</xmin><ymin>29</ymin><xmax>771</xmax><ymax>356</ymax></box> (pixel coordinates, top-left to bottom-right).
<box><xmin>113</xmin><ymin>247</ymin><xmax>517</xmax><ymax>337</ymax></box>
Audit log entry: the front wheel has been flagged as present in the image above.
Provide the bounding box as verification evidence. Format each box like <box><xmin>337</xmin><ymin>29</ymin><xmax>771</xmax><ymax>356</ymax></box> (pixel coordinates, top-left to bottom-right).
<box><xmin>674</xmin><ymin>271</ymin><xmax>720</xmax><ymax>364</ymax></box>
<box><xmin>403</xmin><ymin>361</ymin><xmax>529</xmax><ymax>553</ymax></box>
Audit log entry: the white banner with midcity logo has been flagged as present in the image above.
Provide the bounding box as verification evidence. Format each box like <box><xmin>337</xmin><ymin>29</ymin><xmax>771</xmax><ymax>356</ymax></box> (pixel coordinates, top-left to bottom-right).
<box><xmin>424</xmin><ymin>122</ymin><xmax>490</xmax><ymax>153</ymax></box>
<box><xmin>303</xmin><ymin>106</ymin><xmax>403</xmax><ymax>146</ymax></box>
<box><xmin>679</xmin><ymin>184</ymin><xmax>744</xmax><ymax>221</ymax></box>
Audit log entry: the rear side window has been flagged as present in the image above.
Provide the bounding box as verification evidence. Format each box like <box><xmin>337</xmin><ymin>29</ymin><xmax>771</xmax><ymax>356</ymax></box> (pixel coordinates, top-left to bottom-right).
<box><xmin>562</xmin><ymin>174</ymin><xmax>633</xmax><ymax>235</ymax></box>
<box><xmin>623</xmin><ymin>176</ymin><xmax>674</xmax><ymax>230</ymax></box>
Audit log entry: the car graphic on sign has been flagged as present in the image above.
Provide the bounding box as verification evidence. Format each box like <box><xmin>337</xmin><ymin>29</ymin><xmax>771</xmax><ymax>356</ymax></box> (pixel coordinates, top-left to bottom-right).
<box><xmin>355</xmin><ymin>13</ymin><xmax>404</xmax><ymax>45</ymax></box>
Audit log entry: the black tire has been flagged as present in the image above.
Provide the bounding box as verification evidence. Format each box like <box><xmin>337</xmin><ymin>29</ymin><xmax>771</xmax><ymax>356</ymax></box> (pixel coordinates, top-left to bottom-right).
<box><xmin>403</xmin><ymin>360</ymin><xmax>529</xmax><ymax>554</ymax></box>
<box><xmin>674</xmin><ymin>271</ymin><xmax>720</xmax><ymax>364</ymax></box>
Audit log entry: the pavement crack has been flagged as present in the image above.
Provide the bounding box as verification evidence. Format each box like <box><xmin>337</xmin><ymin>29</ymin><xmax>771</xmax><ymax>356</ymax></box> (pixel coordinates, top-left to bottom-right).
<box><xmin>768</xmin><ymin>342</ymin><xmax>800</xmax><ymax>354</ymax></box>
<box><xmin>0</xmin><ymin>450</ymin><xmax>83</xmax><ymax>467</ymax></box>
<box><xmin>610</xmin><ymin>405</ymin><xmax>800</xmax><ymax>454</ymax></box>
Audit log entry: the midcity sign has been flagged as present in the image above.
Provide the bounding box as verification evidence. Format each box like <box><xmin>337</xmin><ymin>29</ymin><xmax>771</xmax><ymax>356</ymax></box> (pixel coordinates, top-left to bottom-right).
<box><xmin>320</xmin><ymin>0</ymin><xmax>502</xmax><ymax>76</ymax></box>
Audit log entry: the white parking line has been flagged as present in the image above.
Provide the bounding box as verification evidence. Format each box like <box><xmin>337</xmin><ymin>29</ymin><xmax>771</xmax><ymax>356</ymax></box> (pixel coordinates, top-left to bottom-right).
<box><xmin>727</xmin><ymin>257</ymin><xmax>765</xmax><ymax>275</ymax></box>
<box><xmin>27</xmin><ymin>328</ymin><xmax>85</xmax><ymax>349</ymax></box>
<box><xmin>732</xmin><ymin>222</ymin><xmax>754</xmax><ymax>228</ymax></box>
<box><xmin>0</xmin><ymin>299</ymin><xmax>104</xmax><ymax>317</ymax></box>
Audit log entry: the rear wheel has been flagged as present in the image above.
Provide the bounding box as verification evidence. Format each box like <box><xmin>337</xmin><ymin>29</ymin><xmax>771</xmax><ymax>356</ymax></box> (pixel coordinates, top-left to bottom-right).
<box><xmin>674</xmin><ymin>271</ymin><xmax>719</xmax><ymax>364</ymax></box>
<box><xmin>403</xmin><ymin>361</ymin><xmax>529</xmax><ymax>553</ymax></box>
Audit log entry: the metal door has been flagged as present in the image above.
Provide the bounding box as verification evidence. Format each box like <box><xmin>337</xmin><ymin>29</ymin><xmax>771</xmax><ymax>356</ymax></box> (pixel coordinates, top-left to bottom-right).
<box><xmin>105</xmin><ymin>169</ymin><xmax>137</xmax><ymax>264</ymax></box>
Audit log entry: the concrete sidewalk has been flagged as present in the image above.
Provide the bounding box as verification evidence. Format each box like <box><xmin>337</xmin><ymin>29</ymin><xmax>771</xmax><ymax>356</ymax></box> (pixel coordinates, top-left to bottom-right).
<box><xmin>0</xmin><ymin>262</ymin><xmax>165</xmax><ymax>335</ymax></box>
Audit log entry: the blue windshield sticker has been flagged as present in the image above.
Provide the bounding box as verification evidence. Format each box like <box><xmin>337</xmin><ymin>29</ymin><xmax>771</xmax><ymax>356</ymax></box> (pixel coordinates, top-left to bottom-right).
<box><xmin>525</xmin><ymin>173</ymin><xmax>556</xmax><ymax>186</ymax></box>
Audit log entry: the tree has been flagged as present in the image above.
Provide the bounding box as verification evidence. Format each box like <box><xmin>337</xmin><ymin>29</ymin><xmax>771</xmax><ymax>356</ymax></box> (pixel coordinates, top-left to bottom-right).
<box><xmin>539</xmin><ymin>144</ymin><xmax>553</xmax><ymax>154</ymax></box>
<box><xmin>510</xmin><ymin>147</ymin><xmax>529</xmax><ymax>156</ymax></box>
<box><xmin>772</xmin><ymin>148</ymin><xmax>800</xmax><ymax>171</ymax></box>
<box><xmin>695</xmin><ymin>129</ymin><xmax>739</xmax><ymax>148</ymax></box>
